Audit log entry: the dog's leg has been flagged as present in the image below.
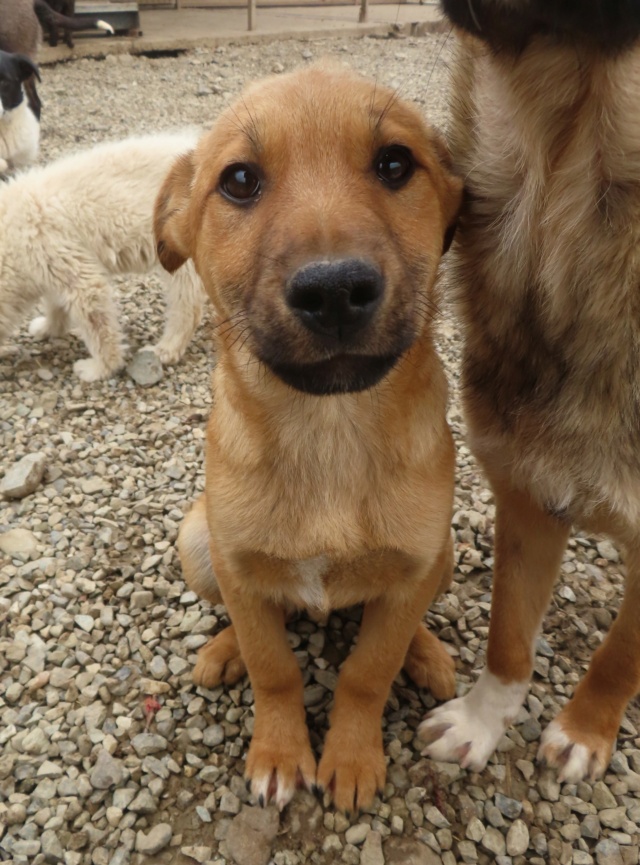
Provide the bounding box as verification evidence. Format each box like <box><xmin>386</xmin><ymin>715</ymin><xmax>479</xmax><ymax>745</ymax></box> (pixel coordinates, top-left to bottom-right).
<box><xmin>179</xmin><ymin>494</ymin><xmax>314</xmax><ymax>806</ymax></box>
<box><xmin>403</xmin><ymin>531</ymin><xmax>456</xmax><ymax>699</ymax></box>
<box><xmin>538</xmin><ymin>544</ymin><xmax>640</xmax><ymax>782</ymax></box>
<box><xmin>419</xmin><ymin>484</ymin><xmax>569</xmax><ymax>772</ymax></box>
<box><xmin>404</xmin><ymin>623</ymin><xmax>456</xmax><ymax>700</ymax></box>
<box><xmin>29</xmin><ymin>301</ymin><xmax>69</xmax><ymax>340</ymax></box>
<box><xmin>316</xmin><ymin>544</ymin><xmax>451</xmax><ymax>812</ymax></box>
<box><xmin>212</xmin><ymin>558</ymin><xmax>316</xmax><ymax>810</ymax></box>
<box><xmin>178</xmin><ymin>494</ymin><xmax>247</xmax><ymax>687</ymax></box>
<box><xmin>146</xmin><ymin>263</ymin><xmax>204</xmax><ymax>365</ymax></box>
<box><xmin>62</xmin><ymin>268</ymin><xmax>126</xmax><ymax>381</ymax></box>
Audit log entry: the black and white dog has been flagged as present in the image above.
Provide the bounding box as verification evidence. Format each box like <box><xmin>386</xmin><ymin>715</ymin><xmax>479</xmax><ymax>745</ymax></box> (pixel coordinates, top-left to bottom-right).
<box><xmin>0</xmin><ymin>50</ymin><xmax>40</xmax><ymax>176</ymax></box>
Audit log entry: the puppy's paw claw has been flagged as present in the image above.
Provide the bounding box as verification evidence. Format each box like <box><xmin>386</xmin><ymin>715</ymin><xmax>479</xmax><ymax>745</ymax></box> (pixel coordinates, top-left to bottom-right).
<box><xmin>246</xmin><ymin>734</ymin><xmax>316</xmax><ymax>811</ymax></box>
<box><xmin>538</xmin><ymin>718</ymin><xmax>611</xmax><ymax>783</ymax></box>
<box><xmin>317</xmin><ymin>729</ymin><xmax>386</xmax><ymax>813</ymax></box>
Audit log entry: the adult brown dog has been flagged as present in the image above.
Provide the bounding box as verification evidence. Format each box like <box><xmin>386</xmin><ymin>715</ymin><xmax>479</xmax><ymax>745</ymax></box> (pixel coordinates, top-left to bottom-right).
<box><xmin>154</xmin><ymin>64</ymin><xmax>461</xmax><ymax>812</ymax></box>
<box><xmin>421</xmin><ymin>1</ymin><xmax>640</xmax><ymax>782</ymax></box>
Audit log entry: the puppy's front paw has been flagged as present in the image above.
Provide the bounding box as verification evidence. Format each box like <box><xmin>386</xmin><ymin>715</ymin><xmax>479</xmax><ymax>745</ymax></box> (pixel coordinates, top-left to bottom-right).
<box><xmin>316</xmin><ymin>724</ymin><xmax>386</xmax><ymax>813</ymax></box>
<box><xmin>538</xmin><ymin>715</ymin><xmax>613</xmax><ymax>783</ymax></box>
<box><xmin>192</xmin><ymin>626</ymin><xmax>247</xmax><ymax>688</ymax></box>
<box><xmin>246</xmin><ymin>729</ymin><xmax>316</xmax><ymax>812</ymax></box>
<box><xmin>73</xmin><ymin>358</ymin><xmax>114</xmax><ymax>382</ymax></box>
<box><xmin>143</xmin><ymin>340</ymin><xmax>183</xmax><ymax>365</ymax></box>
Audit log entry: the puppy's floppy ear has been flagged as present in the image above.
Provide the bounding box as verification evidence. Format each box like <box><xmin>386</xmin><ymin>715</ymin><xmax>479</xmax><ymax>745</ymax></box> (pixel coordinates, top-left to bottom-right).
<box><xmin>14</xmin><ymin>54</ymin><xmax>41</xmax><ymax>83</ymax></box>
<box><xmin>430</xmin><ymin>129</ymin><xmax>463</xmax><ymax>255</ymax></box>
<box><xmin>154</xmin><ymin>151</ymin><xmax>196</xmax><ymax>274</ymax></box>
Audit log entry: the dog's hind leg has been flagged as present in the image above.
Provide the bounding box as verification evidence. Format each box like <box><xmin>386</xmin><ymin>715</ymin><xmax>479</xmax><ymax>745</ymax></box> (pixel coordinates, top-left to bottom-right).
<box><xmin>404</xmin><ymin>624</ymin><xmax>455</xmax><ymax>701</ymax></box>
<box><xmin>146</xmin><ymin>262</ymin><xmax>204</xmax><ymax>365</ymax></box>
<box><xmin>178</xmin><ymin>494</ymin><xmax>247</xmax><ymax>687</ymax></box>
<box><xmin>29</xmin><ymin>300</ymin><xmax>69</xmax><ymax>340</ymax></box>
<box><xmin>538</xmin><ymin>542</ymin><xmax>640</xmax><ymax>782</ymax></box>
<box><xmin>60</xmin><ymin>265</ymin><xmax>126</xmax><ymax>381</ymax></box>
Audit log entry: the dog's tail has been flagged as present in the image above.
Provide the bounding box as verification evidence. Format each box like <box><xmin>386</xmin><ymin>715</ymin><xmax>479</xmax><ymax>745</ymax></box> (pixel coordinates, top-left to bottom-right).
<box><xmin>34</xmin><ymin>0</ymin><xmax>115</xmax><ymax>36</ymax></box>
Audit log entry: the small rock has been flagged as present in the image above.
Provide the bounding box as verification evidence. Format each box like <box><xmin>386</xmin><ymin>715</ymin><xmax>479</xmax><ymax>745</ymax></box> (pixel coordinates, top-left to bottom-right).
<box><xmin>596</xmin><ymin>540</ymin><xmax>619</xmax><ymax>562</ymax></box>
<box><xmin>1</xmin><ymin>453</ymin><xmax>47</xmax><ymax>498</ymax></box>
<box><xmin>41</xmin><ymin>829</ymin><xmax>64</xmax><ymax>863</ymax></box>
<box><xmin>135</xmin><ymin>823</ymin><xmax>172</xmax><ymax>855</ymax></box>
<box><xmin>345</xmin><ymin>824</ymin><xmax>370</xmax><ymax>846</ymax></box>
<box><xmin>131</xmin><ymin>732</ymin><xmax>168</xmax><ymax>756</ymax></box>
<box><xmin>181</xmin><ymin>846</ymin><xmax>213</xmax><ymax>863</ymax></box>
<box><xmin>226</xmin><ymin>806</ymin><xmax>279</xmax><ymax>865</ymax></box>
<box><xmin>0</xmin><ymin>527</ymin><xmax>39</xmax><ymax>556</ymax></box>
<box><xmin>481</xmin><ymin>827</ymin><xmax>506</xmax><ymax>857</ymax></box>
<box><xmin>74</xmin><ymin>615</ymin><xmax>94</xmax><ymax>632</ymax></box>
<box><xmin>495</xmin><ymin>794</ymin><xmax>522</xmax><ymax>820</ymax></box>
<box><xmin>90</xmin><ymin>750</ymin><xmax>124</xmax><ymax>790</ymax></box>
<box><xmin>127</xmin><ymin>350</ymin><xmax>164</xmax><ymax>386</ymax></box>
<box><xmin>361</xmin><ymin>831</ymin><xmax>384</xmax><ymax>865</ymax></box>
<box><xmin>506</xmin><ymin>820</ymin><xmax>529</xmax><ymax>856</ymax></box>
<box><xmin>595</xmin><ymin>839</ymin><xmax>624</xmax><ymax>865</ymax></box>
<box><xmin>592</xmin><ymin>782</ymin><xmax>618</xmax><ymax>810</ymax></box>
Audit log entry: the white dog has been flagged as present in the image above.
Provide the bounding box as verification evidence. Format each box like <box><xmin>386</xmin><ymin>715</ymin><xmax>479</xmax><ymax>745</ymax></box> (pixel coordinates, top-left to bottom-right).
<box><xmin>0</xmin><ymin>132</ymin><xmax>204</xmax><ymax>381</ymax></box>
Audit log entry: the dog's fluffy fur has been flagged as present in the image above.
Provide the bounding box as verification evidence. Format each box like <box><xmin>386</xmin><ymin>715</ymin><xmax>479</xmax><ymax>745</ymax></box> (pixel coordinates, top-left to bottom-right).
<box><xmin>421</xmin><ymin>0</ymin><xmax>640</xmax><ymax>783</ymax></box>
<box><xmin>155</xmin><ymin>63</ymin><xmax>462</xmax><ymax>812</ymax></box>
<box><xmin>0</xmin><ymin>132</ymin><xmax>204</xmax><ymax>380</ymax></box>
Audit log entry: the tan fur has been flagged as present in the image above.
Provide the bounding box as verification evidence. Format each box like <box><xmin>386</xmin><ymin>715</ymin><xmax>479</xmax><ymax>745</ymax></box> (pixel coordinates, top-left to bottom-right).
<box><xmin>155</xmin><ymin>63</ymin><xmax>462</xmax><ymax>812</ymax></box>
<box><xmin>441</xmin><ymin>32</ymin><xmax>640</xmax><ymax>778</ymax></box>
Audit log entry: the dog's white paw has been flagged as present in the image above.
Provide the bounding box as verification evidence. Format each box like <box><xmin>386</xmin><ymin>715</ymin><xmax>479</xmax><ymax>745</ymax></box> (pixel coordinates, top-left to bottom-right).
<box><xmin>143</xmin><ymin>341</ymin><xmax>182</xmax><ymax>365</ymax></box>
<box><xmin>419</xmin><ymin>670</ymin><xmax>528</xmax><ymax>771</ymax></box>
<box><xmin>538</xmin><ymin>718</ymin><xmax>610</xmax><ymax>783</ymax></box>
<box><xmin>29</xmin><ymin>316</ymin><xmax>52</xmax><ymax>340</ymax></box>
<box><xmin>73</xmin><ymin>358</ymin><xmax>113</xmax><ymax>382</ymax></box>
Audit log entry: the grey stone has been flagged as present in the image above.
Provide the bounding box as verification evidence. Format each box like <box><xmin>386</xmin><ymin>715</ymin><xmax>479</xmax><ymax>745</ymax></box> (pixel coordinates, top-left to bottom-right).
<box><xmin>90</xmin><ymin>750</ymin><xmax>124</xmax><ymax>789</ymax></box>
<box><xmin>595</xmin><ymin>839</ymin><xmax>624</xmax><ymax>865</ymax></box>
<box><xmin>345</xmin><ymin>824</ymin><xmax>370</xmax><ymax>846</ymax></box>
<box><xmin>135</xmin><ymin>823</ymin><xmax>172</xmax><ymax>855</ymax></box>
<box><xmin>593</xmin><ymin>782</ymin><xmax>618</xmax><ymax>810</ymax></box>
<box><xmin>506</xmin><ymin>820</ymin><xmax>529</xmax><ymax>856</ymax></box>
<box><xmin>495</xmin><ymin>794</ymin><xmax>522</xmax><ymax>820</ymax></box>
<box><xmin>384</xmin><ymin>838</ymin><xmax>443</xmax><ymax>864</ymax></box>
<box><xmin>0</xmin><ymin>528</ymin><xmax>39</xmax><ymax>556</ymax></box>
<box><xmin>360</xmin><ymin>831</ymin><xmax>384</xmax><ymax>865</ymax></box>
<box><xmin>127</xmin><ymin>350</ymin><xmax>164</xmax><ymax>386</ymax></box>
<box><xmin>129</xmin><ymin>789</ymin><xmax>157</xmax><ymax>814</ymax></box>
<box><xmin>41</xmin><ymin>829</ymin><xmax>64</xmax><ymax>863</ymax></box>
<box><xmin>131</xmin><ymin>732</ymin><xmax>168</xmax><ymax>756</ymax></box>
<box><xmin>481</xmin><ymin>827</ymin><xmax>506</xmax><ymax>857</ymax></box>
<box><xmin>226</xmin><ymin>806</ymin><xmax>279</xmax><ymax>865</ymax></box>
<box><xmin>1</xmin><ymin>453</ymin><xmax>47</xmax><ymax>498</ymax></box>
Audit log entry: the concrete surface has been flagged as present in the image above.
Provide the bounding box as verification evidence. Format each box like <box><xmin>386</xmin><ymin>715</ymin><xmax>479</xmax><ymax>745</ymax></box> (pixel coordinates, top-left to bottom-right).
<box><xmin>39</xmin><ymin>2</ymin><xmax>446</xmax><ymax>63</ymax></box>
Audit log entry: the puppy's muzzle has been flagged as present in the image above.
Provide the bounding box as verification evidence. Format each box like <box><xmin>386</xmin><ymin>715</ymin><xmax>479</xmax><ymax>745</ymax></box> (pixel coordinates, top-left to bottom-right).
<box><xmin>287</xmin><ymin>259</ymin><xmax>383</xmax><ymax>341</ymax></box>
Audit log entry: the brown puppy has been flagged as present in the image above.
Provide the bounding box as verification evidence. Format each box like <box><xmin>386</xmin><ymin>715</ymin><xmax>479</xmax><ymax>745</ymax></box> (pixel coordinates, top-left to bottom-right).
<box><xmin>155</xmin><ymin>63</ymin><xmax>462</xmax><ymax>812</ymax></box>
<box><xmin>421</xmin><ymin>1</ymin><xmax>640</xmax><ymax>783</ymax></box>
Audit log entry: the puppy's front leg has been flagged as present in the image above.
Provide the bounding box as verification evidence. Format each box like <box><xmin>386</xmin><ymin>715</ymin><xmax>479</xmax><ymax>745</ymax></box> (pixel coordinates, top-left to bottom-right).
<box><xmin>317</xmin><ymin>551</ymin><xmax>448</xmax><ymax>813</ymax></box>
<box><xmin>214</xmin><ymin>557</ymin><xmax>316</xmax><ymax>810</ymax></box>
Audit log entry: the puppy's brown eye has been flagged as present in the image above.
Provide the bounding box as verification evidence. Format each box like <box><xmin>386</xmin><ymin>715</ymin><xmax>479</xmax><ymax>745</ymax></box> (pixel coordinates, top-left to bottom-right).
<box><xmin>375</xmin><ymin>146</ymin><xmax>415</xmax><ymax>189</ymax></box>
<box><xmin>219</xmin><ymin>163</ymin><xmax>261</xmax><ymax>203</ymax></box>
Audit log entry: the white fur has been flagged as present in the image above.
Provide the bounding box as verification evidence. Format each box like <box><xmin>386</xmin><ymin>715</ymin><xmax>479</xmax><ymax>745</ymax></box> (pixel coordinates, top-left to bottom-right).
<box><xmin>0</xmin><ymin>100</ymin><xmax>39</xmax><ymax>175</ymax></box>
<box><xmin>292</xmin><ymin>555</ymin><xmax>330</xmax><ymax>610</ymax></box>
<box><xmin>0</xmin><ymin>132</ymin><xmax>205</xmax><ymax>380</ymax></box>
<box><xmin>419</xmin><ymin>670</ymin><xmax>528</xmax><ymax>771</ymax></box>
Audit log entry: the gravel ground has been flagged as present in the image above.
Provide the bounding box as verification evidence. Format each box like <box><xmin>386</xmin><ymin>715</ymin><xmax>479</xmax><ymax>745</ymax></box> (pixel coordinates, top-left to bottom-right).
<box><xmin>1</xmin><ymin>29</ymin><xmax>640</xmax><ymax>865</ymax></box>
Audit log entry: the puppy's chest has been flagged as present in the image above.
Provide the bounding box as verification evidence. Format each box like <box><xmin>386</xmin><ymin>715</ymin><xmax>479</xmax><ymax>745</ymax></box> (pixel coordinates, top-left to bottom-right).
<box><xmin>240</xmin><ymin>548</ymin><xmax>423</xmax><ymax>612</ymax></box>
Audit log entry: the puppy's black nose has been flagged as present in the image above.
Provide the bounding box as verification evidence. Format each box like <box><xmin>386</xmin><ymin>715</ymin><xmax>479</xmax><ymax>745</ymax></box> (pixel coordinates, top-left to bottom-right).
<box><xmin>287</xmin><ymin>259</ymin><xmax>383</xmax><ymax>339</ymax></box>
